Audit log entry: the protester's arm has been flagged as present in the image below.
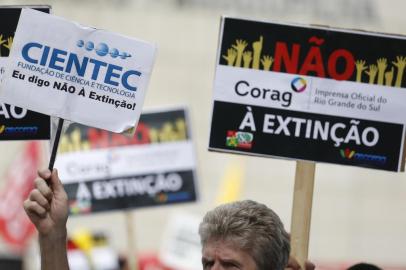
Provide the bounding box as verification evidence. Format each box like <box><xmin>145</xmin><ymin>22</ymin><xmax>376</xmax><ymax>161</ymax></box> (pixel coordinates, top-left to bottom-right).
<box><xmin>24</xmin><ymin>169</ymin><xmax>69</xmax><ymax>270</ymax></box>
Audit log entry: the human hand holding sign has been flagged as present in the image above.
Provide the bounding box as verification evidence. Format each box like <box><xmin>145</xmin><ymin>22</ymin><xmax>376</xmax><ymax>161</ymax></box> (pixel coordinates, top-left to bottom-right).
<box><xmin>24</xmin><ymin>169</ymin><xmax>69</xmax><ymax>270</ymax></box>
<box><xmin>24</xmin><ymin>169</ymin><xmax>68</xmax><ymax>235</ymax></box>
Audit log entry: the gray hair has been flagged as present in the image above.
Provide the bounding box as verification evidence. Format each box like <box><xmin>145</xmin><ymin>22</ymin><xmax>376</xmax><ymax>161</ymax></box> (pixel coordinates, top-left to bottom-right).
<box><xmin>198</xmin><ymin>200</ymin><xmax>290</xmax><ymax>270</ymax></box>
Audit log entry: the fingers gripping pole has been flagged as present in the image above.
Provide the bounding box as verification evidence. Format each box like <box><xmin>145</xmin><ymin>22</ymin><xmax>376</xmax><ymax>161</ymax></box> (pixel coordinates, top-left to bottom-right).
<box><xmin>48</xmin><ymin>118</ymin><xmax>65</xmax><ymax>171</ymax></box>
<box><xmin>290</xmin><ymin>161</ymin><xmax>316</xmax><ymax>269</ymax></box>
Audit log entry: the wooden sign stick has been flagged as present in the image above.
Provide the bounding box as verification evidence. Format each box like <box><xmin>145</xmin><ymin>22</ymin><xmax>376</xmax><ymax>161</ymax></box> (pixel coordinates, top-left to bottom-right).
<box><xmin>290</xmin><ymin>161</ymin><xmax>316</xmax><ymax>269</ymax></box>
<box><xmin>126</xmin><ymin>211</ymin><xmax>137</xmax><ymax>270</ymax></box>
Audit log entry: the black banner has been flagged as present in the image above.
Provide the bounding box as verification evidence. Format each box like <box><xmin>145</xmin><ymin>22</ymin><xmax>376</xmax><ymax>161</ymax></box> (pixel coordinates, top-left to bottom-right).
<box><xmin>65</xmin><ymin>171</ymin><xmax>197</xmax><ymax>215</ymax></box>
<box><xmin>58</xmin><ymin>108</ymin><xmax>189</xmax><ymax>152</ymax></box>
<box><xmin>0</xmin><ymin>6</ymin><xmax>51</xmax><ymax>140</ymax></box>
<box><xmin>209</xmin><ymin>101</ymin><xmax>404</xmax><ymax>171</ymax></box>
<box><xmin>219</xmin><ymin>17</ymin><xmax>406</xmax><ymax>87</ymax></box>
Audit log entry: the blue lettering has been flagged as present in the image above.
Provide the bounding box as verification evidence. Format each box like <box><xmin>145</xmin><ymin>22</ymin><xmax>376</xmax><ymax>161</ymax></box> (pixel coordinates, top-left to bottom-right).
<box><xmin>122</xmin><ymin>70</ymin><xmax>141</xmax><ymax>92</ymax></box>
<box><xmin>22</xmin><ymin>42</ymin><xmax>42</xmax><ymax>64</ymax></box>
<box><xmin>40</xmin><ymin>46</ymin><xmax>51</xmax><ymax>66</ymax></box>
<box><xmin>354</xmin><ymin>153</ymin><xmax>386</xmax><ymax>164</ymax></box>
<box><xmin>21</xmin><ymin>42</ymin><xmax>142</xmax><ymax>92</ymax></box>
<box><xmin>49</xmin><ymin>49</ymin><xmax>67</xmax><ymax>71</ymax></box>
<box><xmin>66</xmin><ymin>54</ymin><xmax>89</xmax><ymax>77</ymax></box>
<box><xmin>104</xmin><ymin>64</ymin><xmax>122</xmax><ymax>86</ymax></box>
<box><xmin>89</xmin><ymin>59</ymin><xmax>107</xmax><ymax>80</ymax></box>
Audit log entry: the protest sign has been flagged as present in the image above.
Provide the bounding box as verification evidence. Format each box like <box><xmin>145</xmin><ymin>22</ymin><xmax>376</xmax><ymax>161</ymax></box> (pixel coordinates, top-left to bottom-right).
<box><xmin>0</xmin><ymin>142</ymin><xmax>42</xmax><ymax>252</ymax></box>
<box><xmin>209</xmin><ymin>17</ymin><xmax>406</xmax><ymax>172</ymax></box>
<box><xmin>67</xmin><ymin>231</ymin><xmax>120</xmax><ymax>270</ymax></box>
<box><xmin>54</xmin><ymin>108</ymin><xmax>198</xmax><ymax>215</ymax></box>
<box><xmin>0</xmin><ymin>6</ymin><xmax>50</xmax><ymax>140</ymax></box>
<box><xmin>0</xmin><ymin>8</ymin><xmax>157</xmax><ymax>133</ymax></box>
<box><xmin>159</xmin><ymin>213</ymin><xmax>202</xmax><ymax>270</ymax></box>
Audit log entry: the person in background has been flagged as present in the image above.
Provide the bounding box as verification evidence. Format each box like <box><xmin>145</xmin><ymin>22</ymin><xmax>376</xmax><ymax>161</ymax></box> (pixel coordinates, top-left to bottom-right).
<box><xmin>24</xmin><ymin>169</ymin><xmax>314</xmax><ymax>270</ymax></box>
<box><xmin>347</xmin><ymin>263</ymin><xmax>382</xmax><ymax>270</ymax></box>
<box><xmin>199</xmin><ymin>200</ymin><xmax>314</xmax><ymax>270</ymax></box>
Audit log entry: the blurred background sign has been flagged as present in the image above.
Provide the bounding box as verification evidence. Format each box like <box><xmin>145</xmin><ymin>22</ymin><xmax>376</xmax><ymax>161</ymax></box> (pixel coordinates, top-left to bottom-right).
<box><xmin>0</xmin><ymin>6</ymin><xmax>50</xmax><ymax>141</ymax></box>
<box><xmin>159</xmin><ymin>213</ymin><xmax>202</xmax><ymax>270</ymax></box>
<box><xmin>55</xmin><ymin>107</ymin><xmax>198</xmax><ymax>214</ymax></box>
<box><xmin>67</xmin><ymin>230</ymin><xmax>120</xmax><ymax>270</ymax></box>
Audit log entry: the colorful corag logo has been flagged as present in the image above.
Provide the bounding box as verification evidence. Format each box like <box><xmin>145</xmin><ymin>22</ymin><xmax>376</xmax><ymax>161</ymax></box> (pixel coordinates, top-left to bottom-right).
<box><xmin>69</xmin><ymin>199</ymin><xmax>92</xmax><ymax>215</ymax></box>
<box><xmin>340</xmin><ymin>148</ymin><xmax>387</xmax><ymax>165</ymax></box>
<box><xmin>291</xmin><ymin>77</ymin><xmax>307</xmax><ymax>93</ymax></box>
<box><xmin>77</xmin><ymin>40</ymin><xmax>132</xmax><ymax>59</ymax></box>
<box><xmin>340</xmin><ymin>148</ymin><xmax>355</xmax><ymax>159</ymax></box>
<box><xmin>226</xmin><ymin>130</ymin><xmax>254</xmax><ymax>149</ymax></box>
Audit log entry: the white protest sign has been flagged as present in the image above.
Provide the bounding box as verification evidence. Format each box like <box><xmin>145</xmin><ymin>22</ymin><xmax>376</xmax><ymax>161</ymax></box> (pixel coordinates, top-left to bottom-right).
<box><xmin>160</xmin><ymin>213</ymin><xmax>202</xmax><ymax>270</ymax></box>
<box><xmin>0</xmin><ymin>58</ymin><xmax>5</xmax><ymax>83</ymax></box>
<box><xmin>0</xmin><ymin>8</ymin><xmax>157</xmax><ymax>133</ymax></box>
<box><xmin>67</xmin><ymin>250</ymin><xmax>91</xmax><ymax>270</ymax></box>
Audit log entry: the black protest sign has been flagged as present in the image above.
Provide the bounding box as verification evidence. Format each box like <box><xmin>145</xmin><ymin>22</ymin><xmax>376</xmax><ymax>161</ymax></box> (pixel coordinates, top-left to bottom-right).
<box><xmin>219</xmin><ymin>17</ymin><xmax>406</xmax><ymax>87</ymax></box>
<box><xmin>54</xmin><ymin>108</ymin><xmax>198</xmax><ymax>215</ymax></box>
<box><xmin>0</xmin><ymin>6</ymin><xmax>50</xmax><ymax>140</ymax></box>
<box><xmin>209</xmin><ymin>17</ymin><xmax>406</xmax><ymax>171</ymax></box>
<box><xmin>210</xmin><ymin>101</ymin><xmax>403</xmax><ymax>171</ymax></box>
<box><xmin>64</xmin><ymin>171</ymin><xmax>197</xmax><ymax>214</ymax></box>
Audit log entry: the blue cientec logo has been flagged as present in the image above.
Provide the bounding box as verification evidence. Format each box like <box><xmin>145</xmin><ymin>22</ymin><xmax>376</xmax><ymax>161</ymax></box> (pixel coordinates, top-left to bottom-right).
<box><xmin>77</xmin><ymin>40</ymin><xmax>132</xmax><ymax>59</ymax></box>
<box><xmin>21</xmin><ymin>41</ymin><xmax>141</xmax><ymax>92</ymax></box>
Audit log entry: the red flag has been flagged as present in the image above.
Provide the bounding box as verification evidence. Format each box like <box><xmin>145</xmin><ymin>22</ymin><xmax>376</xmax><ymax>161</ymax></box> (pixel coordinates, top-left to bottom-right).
<box><xmin>139</xmin><ymin>253</ymin><xmax>173</xmax><ymax>270</ymax></box>
<box><xmin>0</xmin><ymin>141</ymin><xmax>42</xmax><ymax>252</ymax></box>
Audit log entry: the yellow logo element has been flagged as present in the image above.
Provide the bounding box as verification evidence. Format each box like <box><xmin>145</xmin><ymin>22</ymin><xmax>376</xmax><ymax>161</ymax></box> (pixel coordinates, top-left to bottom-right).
<box><xmin>0</xmin><ymin>125</ymin><xmax>5</xmax><ymax>134</ymax></box>
<box><xmin>0</xmin><ymin>34</ymin><xmax>13</xmax><ymax>57</ymax></box>
<box><xmin>223</xmin><ymin>35</ymin><xmax>405</xmax><ymax>88</ymax></box>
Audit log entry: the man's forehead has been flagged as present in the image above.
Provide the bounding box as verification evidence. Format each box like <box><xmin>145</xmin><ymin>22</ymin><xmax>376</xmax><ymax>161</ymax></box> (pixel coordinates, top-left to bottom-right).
<box><xmin>204</xmin><ymin>240</ymin><xmax>234</xmax><ymax>252</ymax></box>
<box><xmin>202</xmin><ymin>239</ymin><xmax>248</xmax><ymax>259</ymax></box>
<box><xmin>202</xmin><ymin>239</ymin><xmax>257</xmax><ymax>270</ymax></box>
